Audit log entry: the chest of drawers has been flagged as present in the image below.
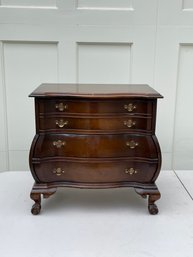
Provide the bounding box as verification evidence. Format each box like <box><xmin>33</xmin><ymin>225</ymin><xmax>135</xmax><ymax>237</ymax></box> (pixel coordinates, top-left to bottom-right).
<box><xmin>29</xmin><ymin>84</ymin><xmax>163</xmax><ymax>215</ymax></box>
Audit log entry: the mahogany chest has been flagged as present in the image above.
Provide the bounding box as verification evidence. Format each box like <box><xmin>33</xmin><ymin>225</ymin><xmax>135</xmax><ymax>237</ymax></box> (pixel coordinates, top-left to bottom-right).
<box><xmin>29</xmin><ymin>84</ymin><xmax>163</xmax><ymax>215</ymax></box>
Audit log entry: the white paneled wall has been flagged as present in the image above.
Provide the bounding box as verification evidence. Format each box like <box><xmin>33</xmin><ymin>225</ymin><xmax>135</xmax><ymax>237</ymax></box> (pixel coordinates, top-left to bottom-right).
<box><xmin>77</xmin><ymin>0</ymin><xmax>133</xmax><ymax>10</ymax></box>
<box><xmin>173</xmin><ymin>45</ymin><xmax>193</xmax><ymax>169</ymax></box>
<box><xmin>78</xmin><ymin>43</ymin><xmax>131</xmax><ymax>83</ymax></box>
<box><xmin>3</xmin><ymin>42</ymin><xmax>58</xmax><ymax>170</ymax></box>
<box><xmin>0</xmin><ymin>0</ymin><xmax>193</xmax><ymax>171</ymax></box>
<box><xmin>183</xmin><ymin>0</ymin><xmax>193</xmax><ymax>9</ymax></box>
<box><xmin>1</xmin><ymin>0</ymin><xmax>57</xmax><ymax>8</ymax></box>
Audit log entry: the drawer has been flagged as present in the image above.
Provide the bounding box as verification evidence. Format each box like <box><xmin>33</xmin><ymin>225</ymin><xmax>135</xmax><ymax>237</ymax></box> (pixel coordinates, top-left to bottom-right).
<box><xmin>33</xmin><ymin>159</ymin><xmax>158</xmax><ymax>183</ymax></box>
<box><xmin>37</xmin><ymin>99</ymin><xmax>153</xmax><ymax>115</ymax></box>
<box><xmin>34</xmin><ymin>134</ymin><xmax>158</xmax><ymax>158</ymax></box>
<box><xmin>38</xmin><ymin>115</ymin><xmax>152</xmax><ymax>133</ymax></box>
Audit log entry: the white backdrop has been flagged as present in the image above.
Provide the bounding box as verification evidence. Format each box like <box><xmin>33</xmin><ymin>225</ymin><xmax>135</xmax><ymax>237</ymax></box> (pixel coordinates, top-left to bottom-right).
<box><xmin>0</xmin><ymin>0</ymin><xmax>193</xmax><ymax>171</ymax></box>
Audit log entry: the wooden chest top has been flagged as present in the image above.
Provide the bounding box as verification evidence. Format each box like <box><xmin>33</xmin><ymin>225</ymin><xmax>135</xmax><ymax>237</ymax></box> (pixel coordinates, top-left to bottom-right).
<box><xmin>29</xmin><ymin>83</ymin><xmax>163</xmax><ymax>99</ymax></box>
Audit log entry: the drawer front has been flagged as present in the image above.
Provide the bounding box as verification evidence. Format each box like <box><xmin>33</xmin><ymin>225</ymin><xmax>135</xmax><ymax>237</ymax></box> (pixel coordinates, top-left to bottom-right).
<box><xmin>34</xmin><ymin>134</ymin><xmax>158</xmax><ymax>158</ymax></box>
<box><xmin>38</xmin><ymin>116</ymin><xmax>152</xmax><ymax>132</ymax></box>
<box><xmin>33</xmin><ymin>160</ymin><xmax>158</xmax><ymax>183</ymax></box>
<box><xmin>38</xmin><ymin>99</ymin><xmax>153</xmax><ymax>115</ymax></box>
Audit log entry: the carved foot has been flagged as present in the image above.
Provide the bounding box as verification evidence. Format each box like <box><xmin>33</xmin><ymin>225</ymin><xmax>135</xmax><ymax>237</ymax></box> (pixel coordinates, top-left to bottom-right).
<box><xmin>31</xmin><ymin>202</ymin><xmax>41</xmax><ymax>215</ymax></box>
<box><xmin>30</xmin><ymin>183</ymin><xmax>57</xmax><ymax>215</ymax></box>
<box><xmin>148</xmin><ymin>203</ymin><xmax>158</xmax><ymax>215</ymax></box>
<box><xmin>148</xmin><ymin>193</ymin><xmax>161</xmax><ymax>215</ymax></box>
<box><xmin>30</xmin><ymin>193</ymin><xmax>41</xmax><ymax>215</ymax></box>
<box><xmin>135</xmin><ymin>184</ymin><xmax>161</xmax><ymax>215</ymax></box>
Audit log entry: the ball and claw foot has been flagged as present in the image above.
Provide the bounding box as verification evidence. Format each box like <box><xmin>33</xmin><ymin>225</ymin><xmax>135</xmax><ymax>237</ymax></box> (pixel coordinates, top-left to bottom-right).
<box><xmin>30</xmin><ymin>191</ymin><xmax>41</xmax><ymax>215</ymax></box>
<box><xmin>135</xmin><ymin>186</ymin><xmax>161</xmax><ymax>215</ymax></box>
<box><xmin>31</xmin><ymin>203</ymin><xmax>41</xmax><ymax>215</ymax></box>
<box><xmin>148</xmin><ymin>203</ymin><xmax>159</xmax><ymax>215</ymax></box>
<box><xmin>30</xmin><ymin>184</ymin><xmax>57</xmax><ymax>215</ymax></box>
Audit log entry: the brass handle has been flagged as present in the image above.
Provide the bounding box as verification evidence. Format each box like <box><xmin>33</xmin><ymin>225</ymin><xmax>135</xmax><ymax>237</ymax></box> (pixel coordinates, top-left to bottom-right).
<box><xmin>123</xmin><ymin>119</ymin><xmax>136</xmax><ymax>128</ymax></box>
<box><xmin>53</xmin><ymin>167</ymin><xmax>65</xmax><ymax>176</ymax></box>
<box><xmin>124</xmin><ymin>103</ymin><xmax>136</xmax><ymax>112</ymax></box>
<box><xmin>126</xmin><ymin>140</ymin><xmax>139</xmax><ymax>149</ymax></box>
<box><xmin>53</xmin><ymin>140</ymin><xmax>66</xmax><ymax>148</ymax></box>
<box><xmin>55</xmin><ymin>119</ymin><xmax>68</xmax><ymax>128</ymax></box>
<box><xmin>125</xmin><ymin>168</ymin><xmax>138</xmax><ymax>175</ymax></box>
<box><xmin>55</xmin><ymin>103</ymin><xmax>68</xmax><ymax>111</ymax></box>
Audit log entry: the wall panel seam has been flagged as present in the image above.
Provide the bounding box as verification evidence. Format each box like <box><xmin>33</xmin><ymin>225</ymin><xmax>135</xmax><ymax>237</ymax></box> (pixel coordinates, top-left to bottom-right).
<box><xmin>171</xmin><ymin>44</ymin><xmax>182</xmax><ymax>169</ymax></box>
<box><xmin>76</xmin><ymin>42</ymin><xmax>79</xmax><ymax>83</ymax></box>
<box><xmin>153</xmin><ymin>0</ymin><xmax>159</xmax><ymax>88</ymax></box>
<box><xmin>129</xmin><ymin>43</ymin><xmax>133</xmax><ymax>83</ymax></box>
<box><xmin>0</xmin><ymin>41</ymin><xmax>9</xmax><ymax>170</ymax></box>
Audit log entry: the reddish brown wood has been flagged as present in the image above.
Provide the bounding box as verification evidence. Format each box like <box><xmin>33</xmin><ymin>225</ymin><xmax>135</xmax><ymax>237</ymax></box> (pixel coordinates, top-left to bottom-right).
<box><xmin>37</xmin><ymin>98</ymin><xmax>154</xmax><ymax>115</ymax></box>
<box><xmin>33</xmin><ymin>134</ymin><xmax>158</xmax><ymax>158</ymax></box>
<box><xmin>29</xmin><ymin>84</ymin><xmax>163</xmax><ymax>215</ymax></box>
<box><xmin>32</xmin><ymin>159</ymin><xmax>158</xmax><ymax>183</ymax></box>
<box><xmin>30</xmin><ymin>191</ymin><xmax>41</xmax><ymax>215</ymax></box>
<box><xmin>135</xmin><ymin>186</ymin><xmax>161</xmax><ymax>215</ymax></box>
<box><xmin>29</xmin><ymin>83</ymin><xmax>163</xmax><ymax>98</ymax></box>
<box><xmin>38</xmin><ymin>115</ymin><xmax>153</xmax><ymax>133</ymax></box>
<box><xmin>30</xmin><ymin>183</ymin><xmax>57</xmax><ymax>215</ymax></box>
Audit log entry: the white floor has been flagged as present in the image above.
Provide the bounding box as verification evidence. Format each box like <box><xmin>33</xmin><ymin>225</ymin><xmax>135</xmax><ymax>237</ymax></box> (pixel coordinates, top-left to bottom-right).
<box><xmin>0</xmin><ymin>170</ymin><xmax>193</xmax><ymax>257</ymax></box>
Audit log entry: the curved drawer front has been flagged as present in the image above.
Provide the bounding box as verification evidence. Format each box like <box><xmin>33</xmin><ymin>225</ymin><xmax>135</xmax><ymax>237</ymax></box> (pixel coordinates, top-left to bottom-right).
<box><xmin>38</xmin><ymin>99</ymin><xmax>153</xmax><ymax>115</ymax></box>
<box><xmin>38</xmin><ymin>116</ymin><xmax>152</xmax><ymax>132</ymax></box>
<box><xmin>34</xmin><ymin>134</ymin><xmax>158</xmax><ymax>158</ymax></box>
<box><xmin>33</xmin><ymin>159</ymin><xmax>158</xmax><ymax>183</ymax></box>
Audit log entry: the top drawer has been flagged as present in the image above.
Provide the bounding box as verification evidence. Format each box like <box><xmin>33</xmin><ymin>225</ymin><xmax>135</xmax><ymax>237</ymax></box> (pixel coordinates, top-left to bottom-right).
<box><xmin>37</xmin><ymin>99</ymin><xmax>153</xmax><ymax>115</ymax></box>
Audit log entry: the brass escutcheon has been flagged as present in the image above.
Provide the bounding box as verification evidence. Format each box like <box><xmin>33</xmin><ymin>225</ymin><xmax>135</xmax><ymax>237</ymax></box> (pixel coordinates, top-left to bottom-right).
<box><xmin>125</xmin><ymin>168</ymin><xmax>138</xmax><ymax>175</ymax></box>
<box><xmin>55</xmin><ymin>119</ymin><xmax>68</xmax><ymax>128</ymax></box>
<box><xmin>126</xmin><ymin>140</ymin><xmax>139</xmax><ymax>149</ymax></box>
<box><xmin>53</xmin><ymin>140</ymin><xmax>66</xmax><ymax>148</ymax></box>
<box><xmin>53</xmin><ymin>167</ymin><xmax>65</xmax><ymax>176</ymax></box>
<box><xmin>123</xmin><ymin>119</ymin><xmax>136</xmax><ymax>128</ymax></box>
<box><xmin>55</xmin><ymin>103</ymin><xmax>68</xmax><ymax>111</ymax></box>
<box><xmin>124</xmin><ymin>103</ymin><xmax>136</xmax><ymax>112</ymax></box>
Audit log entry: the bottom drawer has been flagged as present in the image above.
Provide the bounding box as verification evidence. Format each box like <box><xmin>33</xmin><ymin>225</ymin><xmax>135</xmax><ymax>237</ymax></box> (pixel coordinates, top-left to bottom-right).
<box><xmin>33</xmin><ymin>159</ymin><xmax>158</xmax><ymax>183</ymax></box>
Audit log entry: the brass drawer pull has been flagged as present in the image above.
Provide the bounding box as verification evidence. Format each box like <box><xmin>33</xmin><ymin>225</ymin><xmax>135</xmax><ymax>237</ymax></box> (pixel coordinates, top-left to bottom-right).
<box><xmin>123</xmin><ymin>119</ymin><xmax>136</xmax><ymax>128</ymax></box>
<box><xmin>124</xmin><ymin>103</ymin><xmax>136</xmax><ymax>112</ymax></box>
<box><xmin>55</xmin><ymin>119</ymin><xmax>68</xmax><ymax>128</ymax></box>
<box><xmin>126</xmin><ymin>140</ymin><xmax>139</xmax><ymax>149</ymax></box>
<box><xmin>125</xmin><ymin>168</ymin><xmax>138</xmax><ymax>175</ymax></box>
<box><xmin>55</xmin><ymin>103</ymin><xmax>68</xmax><ymax>111</ymax></box>
<box><xmin>53</xmin><ymin>140</ymin><xmax>66</xmax><ymax>148</ymax></box>
<box><xmin>53</xmin><ymin>167</ymin><xmax>65</xmax><ymax>176</ymax></box>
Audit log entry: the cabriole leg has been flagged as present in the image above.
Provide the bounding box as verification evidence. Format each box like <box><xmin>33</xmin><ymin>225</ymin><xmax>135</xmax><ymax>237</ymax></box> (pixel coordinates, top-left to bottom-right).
<box><xmin>30</xmin><ymin>183</ymin><xmax>57</xmax><ymax>215</ymax></box>
<box><xmin>148</xmin><ymin>192</ymin><xmax>161</xmax><ymax>215</ymax></box>
<box><xmin>135</xmin><ymin>184</ymin><xmax>161</xmax><ymax>215</ymax></box>
<box><xmin>30</xmin><ymin>192</ymin><xmax>41</xmax><ymax>215</ymax></box>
